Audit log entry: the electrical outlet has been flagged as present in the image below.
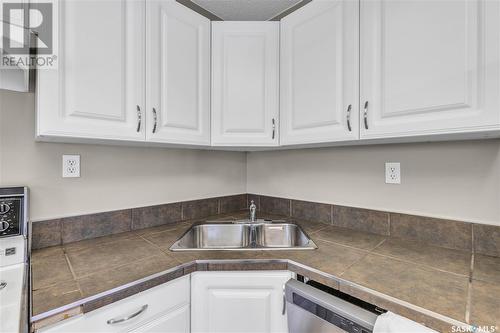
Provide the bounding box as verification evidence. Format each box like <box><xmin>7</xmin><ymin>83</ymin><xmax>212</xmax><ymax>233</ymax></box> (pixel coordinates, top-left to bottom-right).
<box><xmin>62</xmin><ymin>155</ymin><xmax>80</xmax><ymax>178</ymax></box>
<box><xmin>385</xmin><ymin>162</ymin><xmax>401</xmax><ymax>184</ymax></box>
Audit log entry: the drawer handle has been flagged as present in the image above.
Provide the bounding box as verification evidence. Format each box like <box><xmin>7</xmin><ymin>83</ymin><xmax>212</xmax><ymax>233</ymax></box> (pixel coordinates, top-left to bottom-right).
<box><xmin>106</xmin><ymin>304</ymin><xmax>148</xmax><ymax>325</ymax></box>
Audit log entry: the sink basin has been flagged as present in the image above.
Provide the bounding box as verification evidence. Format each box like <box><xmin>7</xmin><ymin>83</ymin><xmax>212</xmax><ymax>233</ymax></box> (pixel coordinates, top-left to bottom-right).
<box><xmin>255</xmin><ymin>224</ymin><xmax>312</xmax><ymax>248</ymax></box>
<box><xmin>170</xmin><ymin>220</ymin><xmax>317</xmax><ymax>251</ymax></box>
<box><xmin>173</xmin><ymin>224</ymin><xmax>251</xmax><ymax>249</ymax></box>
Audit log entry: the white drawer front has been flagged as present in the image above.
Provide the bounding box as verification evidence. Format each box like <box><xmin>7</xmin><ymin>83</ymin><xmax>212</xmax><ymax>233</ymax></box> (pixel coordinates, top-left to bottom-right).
<box><xmin>40</xmin><ymin>275</ymin><xmax>190</xmax><ymax>333</ymax></box>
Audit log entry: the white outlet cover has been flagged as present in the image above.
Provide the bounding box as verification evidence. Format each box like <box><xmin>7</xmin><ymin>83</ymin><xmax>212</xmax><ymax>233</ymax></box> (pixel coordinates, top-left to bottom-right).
<box><xmin>62</xmin><ymin>155</ymin><xmax>81</xmax><ymax>178</ymax></box>
<box><xmin>385</xmin><ymin>162</ymin><xmax>401</xmax><ymax>184</ymax></box>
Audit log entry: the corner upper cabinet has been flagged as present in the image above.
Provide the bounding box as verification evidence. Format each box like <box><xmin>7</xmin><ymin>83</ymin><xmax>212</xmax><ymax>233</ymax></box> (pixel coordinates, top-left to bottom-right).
<box><xmin>360</xmin><ymin>0</ymin><xmax>500</xmax><ymax>139</ymax></box>
<box><xmin>146</xmin><ymin>0</ymin><xmax>211</xmax><ymax>146</ymax></box>
<box><xmin>280</xmin><ymin>0</ymin><xmax>359</xmax><ymax>146</ymax></box>
<box><xmin>211</xmin><ymin>22</ymin><xmax>280</xmax><ymax>147</ymax></box>
<box><xmin>36</xmin><ymin>0</ymin><xmax>146</xmax><ymax>142</ymax></box>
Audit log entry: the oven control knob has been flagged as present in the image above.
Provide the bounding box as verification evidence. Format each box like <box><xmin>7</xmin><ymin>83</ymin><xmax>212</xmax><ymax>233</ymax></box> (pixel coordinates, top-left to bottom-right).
<box><xmin>0</xmin><ymin>203</ymin><xmax>10</xmax><ymax>215</ymax></box>
<box><xmin>0</xmin><ymin>220</ymin><xmax>9</xmax><ymax>232</ymax></box>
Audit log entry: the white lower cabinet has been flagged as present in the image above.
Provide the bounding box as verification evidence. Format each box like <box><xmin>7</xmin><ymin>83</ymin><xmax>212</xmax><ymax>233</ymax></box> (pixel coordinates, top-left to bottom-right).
<box><xmin>130</xmin><ymin>304</ymin><xmax>190</xmax><ymax>333</ymax></box>
<box><xmin>191</xmin><ymin>271</ymin><xmax>293</xmax><ymax>333</ymax></box>
<box><xmin>38</xmin><ymin>275</ymin><xmax>190</xmax><ymax>333</ymax></box>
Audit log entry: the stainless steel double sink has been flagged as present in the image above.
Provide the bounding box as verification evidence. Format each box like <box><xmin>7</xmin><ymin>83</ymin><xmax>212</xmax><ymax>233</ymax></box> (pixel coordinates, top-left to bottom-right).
<box><xmin>170</xmin><ymin>219</ymin><xmax>317</xmax><ymax>251</ymax></box>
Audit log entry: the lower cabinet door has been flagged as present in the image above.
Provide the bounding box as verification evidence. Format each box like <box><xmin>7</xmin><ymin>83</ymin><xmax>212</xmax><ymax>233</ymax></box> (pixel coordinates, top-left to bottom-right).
<box><xmin>38</xmin><ymin>275</ymin><xmax>190</xmax><ymax>333</ymax></box>
<box><xmin>131</xmin><ymin>304</ymin><xmax>190</xmax><ymax>333</ymax></box>
<box><xmin>191</xmin><ymin>271</ymin><xmax>292</xmax><ymax>333</ymax></box>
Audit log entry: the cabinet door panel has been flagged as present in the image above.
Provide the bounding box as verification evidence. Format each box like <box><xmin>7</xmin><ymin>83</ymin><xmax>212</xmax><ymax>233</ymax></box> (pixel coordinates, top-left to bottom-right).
<box><xmin>37</xmin><ymin>0</ymin><xmax>145</xmax><ymax>141</ymax></box>
<box><xmin>211</xmin><ymin>22</ymin><xmax>280</xmax><ymax>146</ymax></box>
<box><xmin>360</xmin><ymin>0</ymin><xmax>500</xmax><ymax>139</ymax></box>
<box><xmin>132</xmin><ymin>304</ymin><xmax>190</xmax><ymax>333</ymax></box>
<box><xmin>146</xmin><ymin>0</ymin><xmax>210</xmax><ymax>145</ymax></box>
<box><xmin>280</xmin><ymin>0</ymin><xmax>359</xmax><ymax>145</ymax></box>
<box><xmin>39</xmin><ymin>276</ymin><xmax>190</xmax><ymax>333</ymax></box>
<box><xmin>191</xmin><ymin>271</ymin><xmax>292</xmax><ymax>333</ymax></box>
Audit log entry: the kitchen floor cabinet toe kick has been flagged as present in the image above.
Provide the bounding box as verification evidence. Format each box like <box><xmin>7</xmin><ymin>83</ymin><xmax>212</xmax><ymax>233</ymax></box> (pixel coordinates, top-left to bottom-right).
<box><xmin>36</xmin><ymin>0</ymin><xmax>500</xmax><ymax>149</ymax></box>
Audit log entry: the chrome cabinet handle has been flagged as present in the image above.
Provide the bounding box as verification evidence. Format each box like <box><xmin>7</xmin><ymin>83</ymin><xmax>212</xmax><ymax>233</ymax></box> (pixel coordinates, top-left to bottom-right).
<box><xmin>282</xmin><ymin>284</ymin><xmax>286</xmax><ymax>315</ymax></box>
<box><xmin>346</xmin><ymin>104</ymin><xmax>352</xmax><ymax>132</ymax></box>
<box><xmin>107</xmin><ymin>304</ymin><xmax>148</xmax><ymax>325</ymax></box>
<box><xmin>272</xmin><ymin>118</ymin><xmax>276</xmax><ymax>140</ymax></box>
<box><xmin>363</xmin><ymin>101</ymin><xmax>369</xmax><ymax>130</ymax></box>
<box><xmin>152</xmin><ymin>108</ymin><xmax>157</xmax><ymax>133</ymax></box>
<box><xmin>136</xmin><ymin>105</ymin><xmax>142</xmax><ymax>132</ymax></box>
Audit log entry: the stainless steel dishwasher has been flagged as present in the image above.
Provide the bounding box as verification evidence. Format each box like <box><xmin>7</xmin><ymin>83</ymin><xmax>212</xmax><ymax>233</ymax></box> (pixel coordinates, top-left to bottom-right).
<box><xmin>285</xmin><ymin>279</ymin><xmax>379</xmax><ymax>333</ymax></box>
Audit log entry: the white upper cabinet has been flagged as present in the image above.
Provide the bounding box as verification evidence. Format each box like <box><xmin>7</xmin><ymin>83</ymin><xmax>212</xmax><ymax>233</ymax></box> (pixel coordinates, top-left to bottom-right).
<box><xmin>146</xmin><ymin>0</ymin><xmax>211</xmax><ymax>145</ymax></box>
<box><xmin>35</xmin><ymin>0</ymin><xmax>500</xmax><ymax>149</ymax></box>
<box><xmin>37</xmin><ymin>0</ymin><xmax>146</xmax><ymax>141</ymax></box>
<box><xmin>211</xmin><ymin>22</ymin><xmax>280</xmax><ymax>146</ymax></box>
<box><xmin>280</xmin><ymin>0</ymin><xmax>360</xmax><ymax>146</ymax></box>
<box><xmin>360</xmin><ymin>0</ymin><xmax>500</xmax><ymax>139</ymax></box>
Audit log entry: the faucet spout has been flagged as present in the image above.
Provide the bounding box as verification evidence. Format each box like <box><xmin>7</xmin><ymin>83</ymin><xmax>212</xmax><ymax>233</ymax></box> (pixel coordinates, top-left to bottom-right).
<box><xmin>249</xmin><ymin>200</ymin><xmax>257</xmax><ymax>222</ymax></box>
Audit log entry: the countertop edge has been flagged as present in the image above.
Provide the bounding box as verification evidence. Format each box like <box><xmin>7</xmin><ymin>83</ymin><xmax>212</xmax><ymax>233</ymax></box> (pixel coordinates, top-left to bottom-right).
<box><xmin>31</xmin><ymin>258</ymin><xmax>469</xmax><ymax>333</ymax></box>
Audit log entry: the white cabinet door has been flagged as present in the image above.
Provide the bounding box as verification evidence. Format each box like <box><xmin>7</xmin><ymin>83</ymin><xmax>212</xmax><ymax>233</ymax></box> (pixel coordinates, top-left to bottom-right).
<box><xmin>131</xmin><ymin>304</ymin><xmax>190</xmax><ymax>333</ymax></box>
<box><xmin>146</xmin><ymin>0</ymin><xmax>211</xmax><ymax>145</ymax></box>
<box><xmin>211</xmin><ymin>22</ymin><xmax>280</xmax><ymax>147</ymax></box>
<box><xmin>36</xmin><ymin>0</ymin><xmax>145</xmax><ymax>141</ymax></box>
<box><xmin>280</xmin><ymin>0</ymin><xmax>359</xmax><ymax>146</ymax></box>
<box><xmin>39</xmin><ymin>275</ymin><xmax>190</xmax><ymax>333</ymax></box>
<box><xmin>191</xmin><ymin>271</ymin><xmax>292</xmax><ymax>333</ymax></box>
<box><xmin>360</xmin><ymin>0</ymin><xmax>500</xmax><ymax>139</ymax></box>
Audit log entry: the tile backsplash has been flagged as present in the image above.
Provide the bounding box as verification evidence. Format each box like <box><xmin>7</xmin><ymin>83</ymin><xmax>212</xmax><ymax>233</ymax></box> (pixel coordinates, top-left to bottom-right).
<box><xmin>32</xmin><ymin>193</ymin><xmax>500</xmax><ymax>258</ymax></box>
<box><xmin>254</xmin><ymin>194</ymin><xmax>500</xmax><ymax>257</ymax></box>
<box><xmin>31</xmin><ymin>194</ymin><xmax>247</xmax><ymax>249</ymax></box>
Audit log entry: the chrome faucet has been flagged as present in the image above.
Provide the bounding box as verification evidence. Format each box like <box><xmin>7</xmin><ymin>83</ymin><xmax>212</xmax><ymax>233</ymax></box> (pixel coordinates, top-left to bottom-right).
<box><xmin>249</xmin><ymin>200</ymin><xmax>257</xmax><ymax>222</ymax></box>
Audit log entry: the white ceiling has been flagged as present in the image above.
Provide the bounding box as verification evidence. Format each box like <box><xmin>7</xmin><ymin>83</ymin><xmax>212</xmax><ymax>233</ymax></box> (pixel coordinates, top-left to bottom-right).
<box><xmin>191</xmin><ymin>0</ymin><xmax>303</xmax><ymax>21</ymax></box>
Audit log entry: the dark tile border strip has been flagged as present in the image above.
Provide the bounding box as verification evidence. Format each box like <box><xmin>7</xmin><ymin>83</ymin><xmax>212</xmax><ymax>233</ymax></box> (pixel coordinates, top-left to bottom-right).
<box><xmin>32</xmin><ymin>193</ymin><xmax>500</xmax><ymax>257</ymax></box>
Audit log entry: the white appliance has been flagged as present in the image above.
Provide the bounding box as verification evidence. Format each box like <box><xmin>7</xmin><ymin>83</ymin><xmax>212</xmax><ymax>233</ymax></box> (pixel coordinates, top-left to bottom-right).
<box><xmin>0</xmin><ymin>187</ymin><xmax>29</xmax><ymax>333</ymax></box>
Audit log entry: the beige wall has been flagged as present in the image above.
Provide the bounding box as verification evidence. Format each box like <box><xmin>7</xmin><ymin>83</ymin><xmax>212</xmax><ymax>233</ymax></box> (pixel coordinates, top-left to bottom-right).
<box><xmin>247</xmin><ymin>141</ymin><xmax>500</xmax><ymax>226</ymax></box>
<box><xmin>2</xmin><ymin>90</ymin><xmax>499</xmax><ymax>225</ymax></box>
<box><xmin>0</xmin><ymin>91</ymin><xmax>247</xmax><ymax>221</ymax></box>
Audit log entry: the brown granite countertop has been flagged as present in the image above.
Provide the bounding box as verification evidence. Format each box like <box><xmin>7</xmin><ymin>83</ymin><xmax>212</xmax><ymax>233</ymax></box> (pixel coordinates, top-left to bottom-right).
<box><xmin>31</xmin><ymin>213</ymin><xmax>500</xmax><ymax>332</ymax></box>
